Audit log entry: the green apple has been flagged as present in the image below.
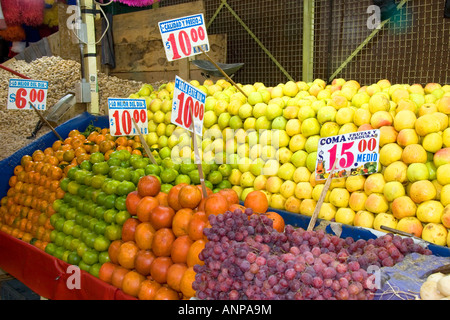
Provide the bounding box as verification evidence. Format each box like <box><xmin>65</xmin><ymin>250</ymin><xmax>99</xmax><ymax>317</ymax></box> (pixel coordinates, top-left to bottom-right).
<box><xmin>277</xmin><ymin>163</ymin><xmax>296</xmax><ymax>180</ymax></box>
<box><xmin>203</xmin><ymin>110</ymin><xmax>218</xmax><ymax>128</ymax></box>
<box><xmin>283</xmin><ymin>106</ymin><xmax>300</xmax><ymax>119</ymax></box>
<box><xmin>244</xmin><ymin>117</ymin><xmax>256</xmax><ymax>131</ymax></box>
<box><xmin>255</xmin><ymin>116</ymin><xmax>271</xmax><ymax>130</ymax></box>
<box><xmin>240</xmin><ymin>171</ymin><xmax>256</xmax><ymax>188</ymax></box>
<box><xmin>306</xmin><ymin>151</ymin><xmax>318</xmax><ymax>173</ymax></box>
<box><xmin>247</xmin><ymin>91</ymin><xmax>263</xmax><ymax>105</ymax></box>
<box><xmin>228</xmin><ymin>168</ymin><xmax>242</xmax><ymax>185</ymax></box>
<box><xmin>205</xmin><ymin>96</ymin><xmax>217</xmax><ymax>111</ymax></box>
<box><xmin>305</xmin><ymin>135</ymin><xmax>321</xmax><ymax>153</ymax></box>
<box><xmin>272</xmin><ymin>116</ymin><xmax>287</xmax><ymax>130</ymax></box>
<box><xmin>253</xmin><ymin>102</ymin><xmax>268</xmax><ymax>118</ymax></box>
<box><xmin>238</xmin><ymin>103</ymin><xmax>253</xmax><ymax>119</ymax></box>
<box><xmin>320</xmin><ymin>122</ymin><xmax>340</xmax><ymax>137</ymax></box>
<box><xmin>277</xmin><ymin>147</ymin><xmax>293</xmax><ymax>164</ymax></box>
<box><xmin>317</xmin><ymin>106</ymin><xmax>337</xmax><ymax>124</ymax></box>
<box><xmin>218</xmin><ymin>112</ymin><xmax>231</xmax><ymax>129</ymax></box>
<box><xmin>291</xmin><ymin>150</ymin><xmax>308</xmax><ymax>167</ymax></box>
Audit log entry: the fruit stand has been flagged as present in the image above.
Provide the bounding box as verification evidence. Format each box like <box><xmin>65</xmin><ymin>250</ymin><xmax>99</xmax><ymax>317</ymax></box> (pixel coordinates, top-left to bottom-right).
<box><xmin>0</xmin><ymin>0</ymin><xmax>450</xmax><ymax>303</ymax></box>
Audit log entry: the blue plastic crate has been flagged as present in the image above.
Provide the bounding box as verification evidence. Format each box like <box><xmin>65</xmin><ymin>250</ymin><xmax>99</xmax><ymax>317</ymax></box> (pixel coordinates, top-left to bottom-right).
<box><xmin>1</xmin><ymin>279</ymin><xmax>40</xmax><ymax>300</ymax></box>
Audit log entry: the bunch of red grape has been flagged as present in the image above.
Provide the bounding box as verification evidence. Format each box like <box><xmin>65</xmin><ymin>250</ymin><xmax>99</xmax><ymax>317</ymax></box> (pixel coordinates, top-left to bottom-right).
<box><xmin>192</xmin><ymin>208</ymin><xmax>432</xmax><ymax>300</ymax></box>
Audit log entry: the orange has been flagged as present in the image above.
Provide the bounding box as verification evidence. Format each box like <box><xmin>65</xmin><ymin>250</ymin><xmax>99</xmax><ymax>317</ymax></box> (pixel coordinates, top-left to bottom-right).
<box><xmin>167</xmin><ymin>183</ymin><xmax>188</xmax><ymax>212</ymax></box>
<box><xmin>138</xmin><ymin>280</ymin><xmax>161</xmax><ymax>300</ymax></box>
<box><xmin>135</xmin><ymin>249</ymin><xmax>156</xmax><ymax>276</ymax></box>
<box><xmin>117</xmin><ymin>241</ymin><xmax>139</xmax><ymax>269</ymax></box>
<box><xmin>134</xmin><ymin>222</ymin><xmax>155</xmax><ymax>250</ymax></box>
<box><xmin>187</xmin><ymin>216</ymin><xmax>207</xmax><ymax>241</ymax></box>
<box><xmin>204</xmin><ymin>193</ymin><xmax>229</xmax><ymax>216</ymax></box>
<box><xmin>111</xmin><ymin>266</ymin><xmax>130</xmax><ymax>289</ymax></box>
<box><xmin>218</xmin><ymin>188</ymin><xmax>239</xmax><ymax>205</ymax></box>
<box><xmin>244</xmin><ymin>190</ymin><xmax>269</xmax><ymax>213</ymax></box>
<box><xmin>136</xmin><ymin>196</ymin><xmax>159</xmax><ymax>223</ymax></box>
<box><xmin>180</xmin><ymin>266</ymin><xmax>196</xmax><ymax>298</ymax></box>
<box><xmin>108</xmin><ymin>239</ymin><xmax>124</xmax><ymax>265</ymax></box>
<box><xmin>155</xmin><ymin>192</ymin><xmax>168</xmax><ymax>207</ymax></box>
<box><xmin>178</xmin><ymin>185</ymin><xmax>202</xmax><ymax>209</ymax></box>
<box><xmin>150</xmin><ymin>256</ymin><xmax>173</xmax><ymax>284</ymax></box>
<box><xmin>153</xmin><ymin>286</ymin><xmax>180</xmax><ymax>300</ymax></box>
<box><xmin>149</xmin><ymin>205</ymin><xmax>175</xmax><ymax>230</ymax></box>
<box><xmin>172</xmin><ymin>208</ymin><xmax>194</xmax><ymax>237</ymax></box>
<box><xmin>166</xmin><ymin>263</ymin><xmax>188</xmax><ymax>292</ymax></box>
<box><xmin>137</xmin><ymin>175</ymin><xmax>161</xmax><ymax>197</ymax></box>
<box><xmin>122</xmin><ymin>270</ymin><xmax>146</xmax><ymax>298</ymax></box>
<box><xmin>171</xmin><ymin>235</ymin><xmax>193</xmax><ymax>264</ymax></box>
<box><xmin>98</xmin><ymin>262</ymin><xmax>117</xmax><ymax>284</ymax></box>
<box><xmin>265</xmin><ymin>211</ymin><xmax>285</xmax><ymax>232</ymax></box>
<box><xmin>186</xmin><ymin>239</ymin><xmax>205</xmax><ymax>267</ymax></box>
<box><xmin>125</xmin><ymin>191</ymin><xmax>142</xmax><ymax>216</ymax></box>
<box><xmin>121</xmin><ymin>217</ymin><xmax>140</xmax><ymax>242</ymax></box>
<box><xmin>152</xmin><ymin>228</ymin><xmax>175</xmax><ymax>257</ymax></box>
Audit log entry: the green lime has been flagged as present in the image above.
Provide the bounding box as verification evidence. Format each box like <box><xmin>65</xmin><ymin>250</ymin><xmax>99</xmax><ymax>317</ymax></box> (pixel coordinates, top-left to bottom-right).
<box><xmin>80</xmin><ymin>160</ymin><xmax>93</xmax><ymax>171</ymax></box>
<box><xmin>161</xmin><ymin>183</ymin><xmax>173</xmax><ymax>194</ymax></box>
<box><xmin>92</xmin><ymin>162</ymin><xmax>110</xmax><ymax>175</ymax></box>
<box><xmin>107</xmin><ymin>157</ymin><xmax>122</xmax><ymax>167</ymax></box>
<box><xmin>207</xmin><ymin>170</ymin><xmax>223</xmax><ymax>185</ymax></box>
<box><xmin>217</xmin><ymin>180</ymin><xmax>232</xmax><ymax>190</ymax></box>
<box><xmin>116</xmin><ymin>181</ymin><xmax>136</xmax><ymax>196</ymax></box>
<box><xmin>93</xmin><ymin>235</ymin><xmax>111</xmax><ymax>252</ymax></box>
<box><xmin>218</xmin><ymin>164</ymin><xmax>232</xmax><ymax>177</ymax></box>
<box><xmin>98</xmin><ymin>251</ymin><xmax>110</xmax><ymax>264</ymax></box>
<box><xmin>103</xmin><ymin>209</ymin><xmax>118</xmax><ymax>224</ymax></box>
<box><xmin>45</xmin><ymin>242</ymin><xmax>57</xmax><ymax>256</ymax></box>
<box><xmin>67</xmin><ymin>181</ymin><xmax>81</xmax><ymax>195</ymax></box>
<box><xmin>144</xmin><ymin>164</ymin><xmax>161</xmax><ymax>176</ymax></box>
<box><xmin>60</xmin><ymin>178</ymin><xmax>71</xmax><ymax>192</ymax></box>
<box><xmin>115</xmin><ymin>210</ymin><xmax>131</xmax><ymax>225</ymax></box>
<box><xmin>111</xmin><ymin>167</ymin><xmax>132</xmax><ymax>182</ymax></box>
<box><xmin>93</xmin><ymin>220</ymin><xmax>107</xmax><ymax>235</ymax></box>
<box><xmin>67</xmin><ymin>251</ymin><xmax>81</xmax><ymax>265</ymax></box>
<box><xmin>78</xmin><ymin>260</ymin><xmax>91</xmax><ymax>272</ymax></box>
<box><xmin>188</xmin><ymin>170</ymin><xmax>201</xmax><ymax>184</ymax></box>
<box><xmin>91</xmin><ymin>174</ymin><xmax>107</xmax><ymax>189</ymax></box>
<box><xmin>67</xmin><ymin>167</ymin><xmax>79</xmax><ymax>180</ymax></box>
<box><xmin>72</xmin><ymin>224</ymin><xmax>84</xmax><ymax>238</ymax></box>
<box><xmin>104</xmin><ymin>224</ymin><xmax>122</xmax><ymax>241</ymax></box>
<box><xmin>89</xmin><ymin>263</ymin><xmax>102</xmax><ymax>278</ymax></box>
<box><xmin>175</xmin><ymin>174</ymin><xmax>191</xmax><ymax>185</ymax></box>
<box><xmin>114</xmin><ymin>195</ymin><xmax>128</xmax><ymax>211</ymax></box>
<box><xmin>102</xmin><ymin>179</ymin><xmax>121</xmax><ymax>195</ymax></box>
<box><xmin>90</xmin><ymin>152</ymin><xmax>105</xmax><ymax>164</ymax></box>
<box><xmin>160</xmin><ymin>168</ymin><xmax>178</xmax><ymax>183</ymax></box>
<box><xmin>180</xmin><ymin>163</ymin><xmax>197</xmax><ymax>174</ymax></box>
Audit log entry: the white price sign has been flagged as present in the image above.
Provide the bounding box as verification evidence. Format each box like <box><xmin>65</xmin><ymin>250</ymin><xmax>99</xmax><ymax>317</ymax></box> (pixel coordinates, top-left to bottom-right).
<box><xmin>7</xmin><ymin>78</ymin><xmax>48</xmax><ymax>110</ymax></box>
<box><xmin>315</xmin><ymin>129</ymin><xmax>380</xmax><ymax>180</ymax></box>
<box><xmin>108</xmin><ymin>98</ymin><xmax>148</xmax><ymax>137</ymax></box>
<box><xmin>158</xmin><ymin>13</ymin><xmax>209</xmax><ymax>61</ymax></box>
<box><xmin>171</xmin><ymin>76</ymin><xmax>205</xmax><ymax>136</ymax></box>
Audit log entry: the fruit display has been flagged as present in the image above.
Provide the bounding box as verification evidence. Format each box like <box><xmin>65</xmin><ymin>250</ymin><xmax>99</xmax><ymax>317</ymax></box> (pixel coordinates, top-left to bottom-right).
<box><xmin>0</xmin><ymin>77</ymin><xmax>449</xmax><ymax>301</ymax></box>
<box><xmin>136</xmin><ymin>78</ymin><xmax>450</xmax><ymax>247</ymax></box>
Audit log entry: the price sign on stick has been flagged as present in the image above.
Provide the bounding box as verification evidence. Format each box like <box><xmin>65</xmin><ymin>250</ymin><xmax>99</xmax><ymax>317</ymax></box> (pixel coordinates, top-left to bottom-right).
<box><xmin>315</xmin><ymin>129</ymin><xmax>380</xmax><ymax>180</ymax></box>
<box><xmin>108</xmin><ymin>98</ymin><xmax>148</xmax><ymax>137</ymax></box>
<box><xmin>171</xmin><ymin>75</ymin><xmax>206</xmax><ymax>137</ymax></box>
<box><xmin>159</xmin><ymin>13</ymin><xmax>209</xmax><ymax>61</ymax></box>
<box><xmin>7</xmin><ymin>78</ymin><xmax>48</xmax><ymax>110</ymax></box>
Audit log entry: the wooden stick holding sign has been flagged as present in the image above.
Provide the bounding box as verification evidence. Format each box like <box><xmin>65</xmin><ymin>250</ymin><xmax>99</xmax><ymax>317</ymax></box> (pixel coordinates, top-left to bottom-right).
<box><xmin>197</xmin><ymin>46</ymin><xmax>248</xmax><ymax>99</ymax></box>
<box><xmin>307</xmin><ymin>158</ymin><xmax>339</xmax><ymax>231</ymax></box>
<box><xmin>29</xmin><ymin>102</ymin><xmax>63</xmax><ymax>141</ymax></box>
<box><xmin>131</xmin><ymin>118</ymin><xmax>158</xmax><ymax>165</ymax></box>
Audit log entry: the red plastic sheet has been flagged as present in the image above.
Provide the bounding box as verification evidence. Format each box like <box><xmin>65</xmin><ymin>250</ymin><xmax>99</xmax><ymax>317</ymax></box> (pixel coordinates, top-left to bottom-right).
<box><xmin>0</xmin><ymin>230</ymin><xmax>136</xmax><ymax>300</ymax></box>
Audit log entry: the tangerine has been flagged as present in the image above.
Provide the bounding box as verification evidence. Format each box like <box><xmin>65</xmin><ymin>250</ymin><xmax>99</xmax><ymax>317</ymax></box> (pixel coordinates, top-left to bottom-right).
<box><xmin>219</xmin><ymin>188</ymin><xmax>239</xmax><ymax>205</ymax></box>
<box><xmin>135</xmin><ymin>249</ymin><xmax>156</xmax><ymax>276</ymax></box>
<box><xmin>134</xmin><ymin>222</ymin><xmax>155</xmax><ymax>250</ymax></box>
<box><xmin>98</xmin><ymin>262</ymin><xmax>117</xmax><ymax>284</ymax></box>
<box><xmin>204</xmin><ymin>193</ymin><xmax>229</xmax><ymax>216</ymax></box>
<box><xmin>166</xmin><ymin>263</ymin><xmax>188</xmax><ymax>292</ymax></box>
<box><xmin>149</xmin><ymin>205</ymin><xmax>175</xmax><ymax>230</ymax></box>
<box><xmin>153</xmin><ymin>286</ymin><xmax>180</xmax><ymax>300</ymax></box>
<box><xmin>171</xmin><ymin>235</ymin><xmax>193</xmax><ymax>264</ymax></box>
<box><xmin>137</xmin><ymin>175</ymin><xmax>161</xmax><ymax>197</ymax></box>
<box><xmin>150</xmin><ymin>256</ymin><xmax>173</xmax><ymax>284</ymax></box>
<box><xmin>178</xmin><ymin>185</ymin><xmax>202</xmax><ymax>209</ymax></box>
<box><xmin>180</xmin><ymin>266</ymin><xmax>196</xmax><ymax>298</ymax></box>
<box><xmin>125</xmin><ymin>191</ymin><xmax>141</xmax><ymax>216</ymax></box>
<box><xmin>111</xmin><ymin>266</ymin><xmax>130</xmax><ymax>289</ymax></box>
<box><xmin>155</xmin><ymin>192</ymin><xmax>169</xmax><ymax>206</ymax></box>
<box><xmin>152</xmin><ymin>228</ymin><xmax>175</xmax><ymax>257</ymax></box>
<box><xmin>265</xmin><ymin>211</ymin><xmax>285</xmax><ymax>232</ymax></box>
<box><xmin>187</xmin><ymin>217</ymin><xmax>207</xmax><ymax>241</ymax></box>
<box><xmin>167</xmin><ymin>183</ymin><xmax>188</xmax><ymax>211</ymax></box>
<box><xmin>108</xmin><ymin>240</ymin><xmax>123</xmax><ymax>264</ymax></box>
<box><xmin>138</xmin><ymin>280</ymin><xmax>161</xmax><ymax>300</ymax></box>
<box><xmin>186</xmin><ymin>239</ymin><xmax>205</xmax><ymax>267</ymax></box>
<box><xmin>136</xmin><ymin>196</ymin><xmax>159</xmax><ymax>223</ymax></box>
<box><xmin>117</xmin><ymin>241</ymin><xmax>139</xmax><ymax>269</ymax></box>
<box><xmin>172</xmin><ymin>208</ymin><xmax>194</xmax><ymax>237</ymax></box>
<box><xmin>121</xmin><ymin>217</ymin><xmax>140</xmax><ymax>242</ymax></box>
<box><xmin>122</xmin><ymin>270</ymin><xmax>146</xmax><ymax>297</ymax></box>
<box><xmin>244</xmin><ymin>190</ymin><xmax>269</xmax><ymax>213</ymax></box>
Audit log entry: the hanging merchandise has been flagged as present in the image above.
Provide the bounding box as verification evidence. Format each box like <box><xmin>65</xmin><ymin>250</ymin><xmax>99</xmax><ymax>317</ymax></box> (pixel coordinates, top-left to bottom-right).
<box><xmin>0</xmin><ymin>24</ymin><xmax>25</xmax><ymax>41</ymax></box>
<box><xmin>0</xmin><ymin>2</ymin><xmax>6</xmax><ymax>29</ymax></box>
<box><xmin>109</xmin><ymin>0</ymin><xmax>158</xmax><ymax>7</ymax></box>
<box><xmin>0</xmin><ymin>0</ymin><xmax>21</xmax><ymax>26</ymax></box>
<box><xmin>20</xmin><ymin>0</ymin><xmax>45</xmax><ymax>26</ymax></box>
<box><xmin>0</xmin><ymin>0</ymin><xmax>45</xmax><ymax>27</ymax></box>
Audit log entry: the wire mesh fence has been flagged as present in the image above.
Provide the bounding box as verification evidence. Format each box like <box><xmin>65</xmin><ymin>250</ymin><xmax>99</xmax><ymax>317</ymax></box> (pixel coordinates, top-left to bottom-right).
<box><xmin>159</xmin><ymin>0</ymin><xmax>449</xmax><ymax>86</ymax></box>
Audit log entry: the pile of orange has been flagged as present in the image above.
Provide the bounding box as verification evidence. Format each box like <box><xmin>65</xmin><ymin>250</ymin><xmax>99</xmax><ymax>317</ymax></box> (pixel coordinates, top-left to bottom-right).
<box><xmin>0</xmin><ymin>149</ymin><xmax>65</xmax><ymax>250</ymax></box>
<box><xmin>0</xmin><ymin>127</ymin><xmax>148</xmax><ymax>252</ymax></box>
<box><xmin>98</xmin><ymin>175</ymin><xmax>245</xmax><ymax>300</ymax></box>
